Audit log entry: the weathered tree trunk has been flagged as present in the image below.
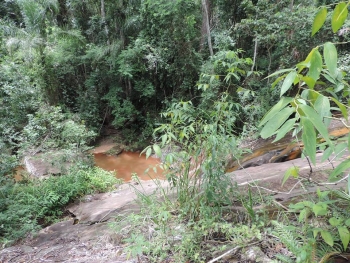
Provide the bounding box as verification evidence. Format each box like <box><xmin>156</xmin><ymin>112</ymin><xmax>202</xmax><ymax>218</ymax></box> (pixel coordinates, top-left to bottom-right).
<box><xmin>201</xmin><ymin>0</ymin><xmax>213</xmax><ymax>56</ymax></box>
<box><xmin>101</xmin><ymin>0</ymin><xmax>110</xmax><ymax>45</ymax></box>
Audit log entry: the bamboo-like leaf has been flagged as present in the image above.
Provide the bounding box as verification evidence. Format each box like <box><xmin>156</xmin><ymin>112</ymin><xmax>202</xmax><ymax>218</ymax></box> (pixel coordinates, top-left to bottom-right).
<box><xmin>282</xmin><ymin>166</ymin><xmax>299</xmax><ymax>186</ymax></box>
<box><xmin>273</xmin><ymin>118</ymin><xmax>297</xmax><ymax>142</ymax></box>
<box><xmin>314</xmin><ymin>94</ymin><xmax>330</xmax><ymax>118</ymax></box>
<box><xmin>331</xmin><ymin>97</ymin><xmax>348</xmax><ymax>120</ymax></box>
<box><xmin>321</xmin><ymin>146</ymin><xmax>334</xmax><ymax>162</ymax></box>
<box><xmin>314</xmin><ymin>94</ymin><xmax>331</xmax><ymax>127</ymax></box>
<box><xmin>308</xmin><ymin>49</ymin><xmax>323</xmax><ymax>81</ymax></box>
<box><xmin>324</xmin><ymin>42</ymin><xmax>338</xmax><ymax>78</ymax></box>
<box><xmin>299</xmin><ymin>104</ymin><xmax>332</xmax><ymax>146</ymax></box>
<box><xmin>259</xmin><ymin>97</ymin><xmax>293</xmax><ymax>127</ymax></box>
<box><xmin>338</xmin><ymin>226</ymin><xmax>350</xmax><ymax>250</ymax></box>
<box><xmin>301</xmin><ymin>76</ymin><xmax>316</xmax><ymax>89</ymax></box>
<box><xmin>334</xmin><ymin>143</ymin><xmax>347</xmax><ymax>159</ymax></box>
<box><xmin>145</xmin><ymin>147</ymin><xmax>152</xmax><ymax>159</ymax></box>
<box><xmin>312</xmin><ymin>7</ymin><xmax>328</xmax><ymax>36</ymax></box>
<box><xmin>301</xmin><ymin>116</ymin><xmax>317</xmax><ymax>164</ymax></box>
<box><xmin>280</xmin><ymin>71</ymin><xmax>297</xmax><ymax>97</ymax></box>
<box><xmin>329</xmin><ymin>159</ymin><xmax>350</xmax><ymax>181</ymax></box>
<box><xmin>332</xmin><ymin>2</ymin><xmax>348</xmax><ymax>33</ymax></box>
<box><xmin>260</xmin><ymin>107</ymin><xmax>294</xmax><ymax>139</ymax></box>
<box><xmin>265</xmin><ymin>68</ymin><xmax>294</xmax><ymax>79</ymax></box>
<box><xmin>153</xmin><ymin>144</ymin><xmax>162</xmax><ymax>158</ymax></box>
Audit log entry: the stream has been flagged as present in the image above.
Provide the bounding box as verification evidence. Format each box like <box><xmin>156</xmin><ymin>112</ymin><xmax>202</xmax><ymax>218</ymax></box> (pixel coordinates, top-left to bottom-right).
<box><xmin>93</xmin><ymin>151</ymin><xmax>164</xmax><ymax>181</ymax></box>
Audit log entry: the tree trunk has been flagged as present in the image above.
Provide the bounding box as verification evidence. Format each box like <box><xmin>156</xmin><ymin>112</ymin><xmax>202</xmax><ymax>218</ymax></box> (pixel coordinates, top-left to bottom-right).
<box><xmin>101</xmin><ymin>0</ymin><xmax>110</xmax><ymax>45</ymax></box>
<box><xmin>201</xmin><ymin>0</ymin><xmax>213</xmax><ymax>56</ymax></box>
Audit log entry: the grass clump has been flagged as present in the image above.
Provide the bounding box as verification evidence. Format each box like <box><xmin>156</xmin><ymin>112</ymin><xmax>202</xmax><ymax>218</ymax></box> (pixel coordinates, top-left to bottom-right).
<box><xmin>0</xmin><ymin>166</ymin><xmax>120</xmax><ymax>247</ymax></box>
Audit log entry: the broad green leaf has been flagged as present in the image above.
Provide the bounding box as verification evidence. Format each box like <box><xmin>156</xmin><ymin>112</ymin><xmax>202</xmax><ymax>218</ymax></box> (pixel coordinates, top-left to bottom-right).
<box><xmin>153</xmin><ymin>144</ymin><xmax>162</xmax><ymax>158</ymax></box>
<box><xmin>161</xmin><ymin>134</ymin><xmax>167</xmax><ymax>147</ymax></box>
<box><xmin>260</xmin><ymin>107</ymin><xmax>294</xmax><ymax>139</ymax></box>
<box><xmin>330</xmin><ymin>159</ymin><xmax>350</xmax><ymax>181</ymax></box>
<box><xmin>331</xmin><ymin>97</ymin><xmax>348</xmax><ymax>120</ymax></box>
<box><xmin>259</xmin><ymin>97</ymin><xmax>293</xmax><ymax>127</ymax></box>
<box><xmin>314</xmin><ymin>94</ymin><xmax>331</xmax><ymax>127</ymax></box>
<box><xmin>313</xmin><ymin>202</ymin><xmax>328</xmax><ymax>216</ymax></box>
<box><xmin>346</xmin><ymin>219</ymin><xmax>350</xmax><ymax>227</ymax></box>
<box><xmin>301</xmin><ymin>76</ymin><xmax>316</xmax><ymax>89</ymax></box>
<box><xmin>321</xmin><ymin>230</ymin><xmax>334</xmax><ymax>247</ymax></box>
<box><xmin>299</xmin><ymin>104</ymin><xmax>332</xmax><ymax>146</ymax></box>
<box><xmin>329</xmin><ymin>217</ymin><xmax>341</xmax><ymax>226</ymax></box>
<box><xmin>308</xmin><ymin>49</ymin><xmax>323</xmax><ymax>81</ymax></box>
<box><xmin>332</xmin><ymin>2</ymin><xmax>348</xmax><ymax>33</ymax></box>
<box><xmin>312</xmin><ymin>7</ymin><xmax>328</xmax><ymax>36</ymax></box>
<box><xmin>145</xmin><ymin>147</ymin><xmax>152</xmax><ymax>159</ymax></box>
<box><xmin>273</xmin><ymin>118</ymin><xmax>297</xmax><ymax>142</ymax></box>
<box><xmin>282</xmin><ymin>166</ymin><xmax>299</xmax><ymax>186</ymax></box>
<box><xmin>324</xmin><ymin>42</ymin><xmax>338</xmax><ymax>78</ymax></box>
<box><xmin>322</xmin><ymin>71</ymin><xmax>336</xmax><ymax>84</ymax></box>
<box><xmin>301</xmin><ymin>116</ymin><xmax>317</xmax><ymax>164</ymax></box>
<box><xmin>308</xmin><ymin>89</ymin><xmax>320</xmax><ymax>104</ymax></box>
<box><xmin>338</xmin><ymin>226</ymin><xmax>350</xmax><ymax>250</ymax></box>
<box><xmin>280</xmin><ymin>71</ymin><xmax>297</xmax><ymax>97</ymax></box>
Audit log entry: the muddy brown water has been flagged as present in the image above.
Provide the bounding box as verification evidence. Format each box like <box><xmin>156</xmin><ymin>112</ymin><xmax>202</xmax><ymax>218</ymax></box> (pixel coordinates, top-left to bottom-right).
<box><xmin>93</xmin><ymin>151</ymin><xmax>164</xmax><ymax>181</ymax></box>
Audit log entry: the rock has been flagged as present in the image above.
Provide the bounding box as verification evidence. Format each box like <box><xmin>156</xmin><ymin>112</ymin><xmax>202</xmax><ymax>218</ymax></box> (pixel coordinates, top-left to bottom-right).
<box><xmin>241</xmin><ymin>246</ymin><xmax>274</xmax><ymax>263</ymax></box>
<box><xmin>23</xmin><ymin>150</ymin><xmax>89</xmax><ymax>177</ymax></box>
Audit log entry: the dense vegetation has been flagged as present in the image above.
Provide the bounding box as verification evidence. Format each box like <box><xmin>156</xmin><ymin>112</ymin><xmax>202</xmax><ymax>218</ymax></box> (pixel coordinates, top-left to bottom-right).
<box><xmin>1</xmin><ymin>0</ymin><xmax>350</xmax><ymax>261</ymax></box>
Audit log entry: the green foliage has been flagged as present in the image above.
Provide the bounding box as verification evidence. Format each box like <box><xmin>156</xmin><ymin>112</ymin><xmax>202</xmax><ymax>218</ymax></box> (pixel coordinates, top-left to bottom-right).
<box><xmin>0</xmin><ymin>167</ymin><xmax>119</xmax><ymax>247</ymax></box>
<box><xmin>110</xmin><ymin>189</ymin><xmax>263</xmax><ymax>262</ymax></box>
<box><xmin>20</xmin><ymin>105</ymin><xmax>96</xmax><ymax>154</ymax></box>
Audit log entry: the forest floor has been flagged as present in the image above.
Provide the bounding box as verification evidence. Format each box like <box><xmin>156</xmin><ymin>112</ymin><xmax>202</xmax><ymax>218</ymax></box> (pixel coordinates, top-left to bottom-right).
<box><xmin>1</xmin><ymin>127</ymin><xmax>349</xmax><ymax>263</ymax></box>
<box><xmin>1</xmin><ymin>151</ymin><xmax>348</xmax><ymax>262</ymax></box>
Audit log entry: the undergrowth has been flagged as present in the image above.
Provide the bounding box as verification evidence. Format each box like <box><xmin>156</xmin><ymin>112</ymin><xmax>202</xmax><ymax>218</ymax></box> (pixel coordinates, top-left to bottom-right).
<box><xmin>0</xmin><ymin>166</ymin><xmax>120</xmax><ymax>247</ymax></box>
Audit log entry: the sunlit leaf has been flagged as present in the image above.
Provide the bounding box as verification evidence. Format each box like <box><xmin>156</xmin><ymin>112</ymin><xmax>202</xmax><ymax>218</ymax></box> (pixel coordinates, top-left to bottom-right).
<box><xmin>280</xmin><ymin>71</ymin><xmax>297</xmax><ymax>97</ymax></box>
<box><xmin>153</xmin><ymin>144</ymin><xmax>162</xmax><ymax>158</ymax></box>
<box><xmin>312</xmin><ymin>202</ymin><xmax>328</xmax><ymax>216</ymax></box>
<box><xmin>331</xmin><ymin>97</ymin><xmax>348</xmax><ymax>120</ymax></box>
<box><xmin>312</xmin><ymin>7</ymin><xmax>328</xmax><ymax>36</ymax></box>
<box><xmin>338</xmin><ymin>226</ymin><xmax>350</xmax><ymax>250</ymax></box>
<box><xmin>332</xmin><ymin>2</ymin><xmax>348</xmax><ymax>33</ymax></box>
<box><xmin>321</xmin><ymin>230</ymin><xmax>334</xmax><ymax>247</ymax></box>
<box><xmin>259</xmin><ymin>97</ymin><xmax>293</xmax><ymax>127</ymax></box>
<box><xmin>301</xmin><ymin>116</ymin><xmax>317</xmax><ymax>164</ymax></box>
<box><xmin>301</xmin><ymin>76</ymin><xmax>316</xmax><ymax>89</ymax></box>
<box><xmin>145</xmin><ymin>147</ymin><xmax>152</xmax><ymax>159</ymax></box>
<box><xmin>324</xmin><ymin>42</ymin><xmax>338</xmax><ymax>78</ymax></box>
<box><xmin>308</xmin><ymin>49</ymin><xmax>323</xmax><ymax>81</ymax></box>
<box><xmin>282</xmin><ymin>166</ymin><xmax>299</xmax><ymax>186</ymax></box>
<box><xmin>314</xmin><ymin>94</ymin><xmax>331</xmax><ymax>127</ymax></box>
<box><xmin>260</xmin><ymin>107</ymin><xmax>294</xmax><ymax>139</ymax></box>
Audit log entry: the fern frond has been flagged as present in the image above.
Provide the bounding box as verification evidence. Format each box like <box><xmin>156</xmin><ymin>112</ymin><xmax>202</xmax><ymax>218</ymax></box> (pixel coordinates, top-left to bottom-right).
<box><xmin>271</xmin><ymin>220</ymin><xmax>302</xmax><ymax>256</ymax></box>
